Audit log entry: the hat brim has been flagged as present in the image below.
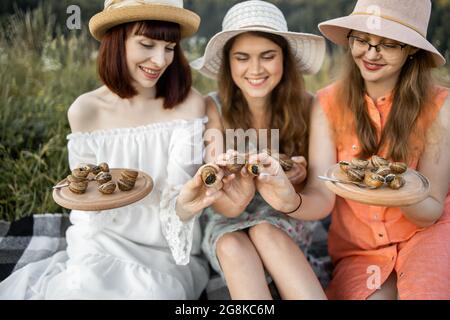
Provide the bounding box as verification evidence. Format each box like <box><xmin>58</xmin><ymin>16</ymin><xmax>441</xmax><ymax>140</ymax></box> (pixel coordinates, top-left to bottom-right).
<box><xmin>191</xmin><ymin>28</ymin><xmax>326</xmax><ymax>79</ymax></box>
<box><xmin>89</xmin><ymin>4</ymin><xmax>200</xmax><ymax>41</ymax></box>
<box><xmin>318</xmin><ymin>15</ymin><xmax>446</xmax><ymax>67</ymax></box>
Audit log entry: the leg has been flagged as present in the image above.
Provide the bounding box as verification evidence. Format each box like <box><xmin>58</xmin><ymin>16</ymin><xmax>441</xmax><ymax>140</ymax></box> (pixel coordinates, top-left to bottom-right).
<box><xmin>216</xmin><ymin>231</ymin><xmax>272</xmax><ymax>300</ymax></box>
<box><xmin>248</xmin><ymin>223</ymin><xmax>327</xmax><ymax>300</ymax></box>
<box><xmin>367</xmin><ymin>272</ymin><xmax>398</xmax><ymax>300</ymax></box>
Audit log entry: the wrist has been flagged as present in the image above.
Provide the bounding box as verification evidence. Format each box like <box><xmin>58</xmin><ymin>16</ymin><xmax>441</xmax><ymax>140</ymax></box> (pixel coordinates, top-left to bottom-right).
<box><xmin>281</xmin><ymin>192</ymin><xmax>302</xmax><ymax>215</ymax></box>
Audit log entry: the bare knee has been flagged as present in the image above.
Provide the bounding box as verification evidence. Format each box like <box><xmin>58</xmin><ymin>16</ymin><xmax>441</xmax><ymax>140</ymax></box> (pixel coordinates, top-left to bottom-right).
<box><xmin>216</xmin><ymin>232</ymin><xmax>253</xmax><ymax>263</ymax></box>
<box><xmin>248</xmin><ymin>223</ymin><xmax>291</xmax><ymax>249</ymax></box>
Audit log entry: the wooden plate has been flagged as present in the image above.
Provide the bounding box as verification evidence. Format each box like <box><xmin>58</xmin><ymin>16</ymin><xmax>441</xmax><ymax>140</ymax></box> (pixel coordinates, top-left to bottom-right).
<box><xmin>322</xmin><ymin>164</ymin><xmax>430</xmax><ymax>207</ymax></box>
<box><xmin>52</xmin><ymin>169</ymin><xmax>154</xmax><ymax>211</ymax></box>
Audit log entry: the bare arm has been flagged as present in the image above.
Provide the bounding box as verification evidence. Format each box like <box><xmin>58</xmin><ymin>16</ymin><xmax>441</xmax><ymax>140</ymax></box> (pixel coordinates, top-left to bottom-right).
<box><xmin>400</xmin><ymin>96</ymin><xmax>450</xmax><ymax>227</ymax></box>
<box><xmin>290</xmin><ymin>98</ymin><xmax>336</xmax><ymax>221</ymax></box>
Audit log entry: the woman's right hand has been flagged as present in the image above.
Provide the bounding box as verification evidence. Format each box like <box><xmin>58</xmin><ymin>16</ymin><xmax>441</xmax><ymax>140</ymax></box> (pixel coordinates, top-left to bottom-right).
<box><xmin>214</xmin><ymin>150</ymin><xmax>256</xmax><ymax>213</ymax></box>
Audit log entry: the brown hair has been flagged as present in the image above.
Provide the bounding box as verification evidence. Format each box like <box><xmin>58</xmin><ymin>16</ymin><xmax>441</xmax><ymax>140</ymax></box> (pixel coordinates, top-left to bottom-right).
<box><xmin>218</xmin><ymin>31</ymin><xmax>311</xmax><ymax>158</ymax></box>
<box><xmin>97</xmin><ymin>20</ymin><xmax>192</xmax><ymax>109</ymax></box>
<box><xmin>333</xmin><ymin>49</ymin><xmax>437</xmax><ymax>163</ymax></box>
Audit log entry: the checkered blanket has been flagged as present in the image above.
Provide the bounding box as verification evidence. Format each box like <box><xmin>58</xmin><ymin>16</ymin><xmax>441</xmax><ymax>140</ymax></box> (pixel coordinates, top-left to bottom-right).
<box><xmin>0</xmin><ymin>214</ymin><xmax>332</xmax><ymax>300</ymax></box>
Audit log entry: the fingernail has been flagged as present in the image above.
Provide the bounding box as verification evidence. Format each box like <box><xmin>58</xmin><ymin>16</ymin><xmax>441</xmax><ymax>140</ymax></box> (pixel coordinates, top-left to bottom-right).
<box><xmin>292</xmin><ymin>156</ymin><xmax>302</xmax><ymax>161</ymax></box>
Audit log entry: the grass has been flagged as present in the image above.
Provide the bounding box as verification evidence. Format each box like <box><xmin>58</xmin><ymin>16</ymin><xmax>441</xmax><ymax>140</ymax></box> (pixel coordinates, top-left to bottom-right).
<box><xmin>0</xmin><ymin>5</ymin><xmax>448</xmax><ymax>222</ymax></box>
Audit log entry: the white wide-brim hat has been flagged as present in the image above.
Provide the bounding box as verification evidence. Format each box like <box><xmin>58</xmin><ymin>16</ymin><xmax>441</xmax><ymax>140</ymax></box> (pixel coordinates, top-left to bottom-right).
<box><xmin>191</xmin><ymin>0</ymin><xmax>326</xmax><ymax>79</ymax></box>
<box><xmin>318</xmin><ymin>0</ymin><xmax>445</xmax><ymax>67</ymax></box>
<box><xmin>89</xmin><ymin>0</ymin><xmax>200</xmax><ymax>41</ymax></box>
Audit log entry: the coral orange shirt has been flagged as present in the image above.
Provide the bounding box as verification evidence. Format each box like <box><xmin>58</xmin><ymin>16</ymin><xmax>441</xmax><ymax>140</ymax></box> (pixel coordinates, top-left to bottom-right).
<box><xmin>317</xmin><ymin>84</ymin><xmax>450</xmax><ymax>300</ymax></box>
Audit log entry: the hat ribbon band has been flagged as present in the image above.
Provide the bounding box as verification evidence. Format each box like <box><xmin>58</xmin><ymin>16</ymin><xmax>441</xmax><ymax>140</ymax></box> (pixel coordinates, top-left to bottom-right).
<box><xmin>350</xmin><ymin>12</ymin><xmax>426</xmax><ymax>38</ymax></box>
<box><xmin>105</xmin><ymin>0</ymin><xmax>146</xmax><ymax>10</ymax></box>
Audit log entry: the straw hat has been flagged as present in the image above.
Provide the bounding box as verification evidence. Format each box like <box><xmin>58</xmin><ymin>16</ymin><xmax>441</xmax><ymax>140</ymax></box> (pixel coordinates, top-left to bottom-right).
<box><xmin>191</xmin><ymin>0</ymin><xmax>326</xmax><ymax>79</ymax></box>
<box><xmin>89</xmin><ymin>0</ymin><xmax>200</xmax><ymax>41</ymax></box>
<box><xmin>318</xmin><ymin>0</ymin><xmax>445</xmax><ymax>67</ymax></box>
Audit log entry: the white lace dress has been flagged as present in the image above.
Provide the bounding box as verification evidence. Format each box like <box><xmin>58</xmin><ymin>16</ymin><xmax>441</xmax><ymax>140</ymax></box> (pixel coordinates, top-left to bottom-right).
<box><xmin>0</xmin><ymin>117</ymin><xmax>209</xmax><ymax>300</ymax></box>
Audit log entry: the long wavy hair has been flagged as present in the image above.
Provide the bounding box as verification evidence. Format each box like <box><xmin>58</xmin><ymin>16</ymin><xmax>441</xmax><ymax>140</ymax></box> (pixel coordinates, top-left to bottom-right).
<box><xmin>333</xmin><ymin>49</ymin><xmax>437</xmax><ymax>163</ymax></box>
<box><xmin>218</xmin><ymin>31</ymin><xmax>312</xmax><ymax>158</ymax></box>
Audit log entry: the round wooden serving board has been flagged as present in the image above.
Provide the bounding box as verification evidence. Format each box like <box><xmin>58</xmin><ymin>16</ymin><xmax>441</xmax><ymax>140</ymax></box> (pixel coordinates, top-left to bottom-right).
<box><xmin>322</xmin><ymin>164</ymin><xmax>430</xmax><ymax>207</ymax></box>
<box><xmin>53</xmin><ymin>169</ymin><xmax>153</xmax><ymax>211</ymax></box>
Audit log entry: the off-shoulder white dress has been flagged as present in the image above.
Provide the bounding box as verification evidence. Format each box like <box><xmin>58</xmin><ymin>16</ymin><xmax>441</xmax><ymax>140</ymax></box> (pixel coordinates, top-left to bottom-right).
<box><xmin>0</xmin><ymin>118</ymin><xmax>209</xmax><ymax>300</ymax></box>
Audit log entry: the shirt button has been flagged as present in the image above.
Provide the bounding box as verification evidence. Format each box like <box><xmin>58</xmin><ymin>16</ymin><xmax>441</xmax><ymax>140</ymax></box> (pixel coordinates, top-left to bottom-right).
<box><xmin>374</xmin><ymin>215</ymin><xmax>378</xmax><ymax>220</ymax></box>
<box><xmin>378</xmin><ymin>233</ymin><xmax>384</xmax><ymax>238</ymax></box>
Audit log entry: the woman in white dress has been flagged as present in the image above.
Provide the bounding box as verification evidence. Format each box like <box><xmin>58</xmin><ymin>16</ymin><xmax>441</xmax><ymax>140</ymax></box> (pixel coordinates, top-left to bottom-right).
<box><xmin>0</xmin><ymin>0</ymin><xmax>223</xmax><ymax>300</ymax></box>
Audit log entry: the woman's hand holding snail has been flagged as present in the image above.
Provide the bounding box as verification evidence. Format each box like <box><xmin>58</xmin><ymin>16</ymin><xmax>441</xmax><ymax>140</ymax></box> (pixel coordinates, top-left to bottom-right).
<box><xmin>214</xmin><ymin>150</ymin><xmax>256</xmax><ymax>210</ymax></box>
<box><xmin>248</xmin><ymin>152</ymin><xmax>300</xmax><ymax>214</ymax></box>
<box><xmin>285</xmin><ymin>156</ymin><xmax>307</xmax><ymax>186</ymax></box>
<box><xmin>176</xmin><ymin>164</ymin><xmax>225</xmax><ymax>221</ymax></box>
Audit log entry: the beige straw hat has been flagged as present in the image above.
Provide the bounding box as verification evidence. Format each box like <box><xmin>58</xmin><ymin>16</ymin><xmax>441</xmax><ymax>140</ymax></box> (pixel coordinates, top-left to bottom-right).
<box><xmin>89</xmin><ymin>0</ymin><xmax>200</xmax><ymax>41</ymax></box>
<box><xmin>318</xmin><ymin>0</ymin><xmax>445</xmax><ymax>67</ymax></box>
<box><xmin>191</xmin><ymin>0</ymin><xmax>326</xmax><ymax>79</ymax></box>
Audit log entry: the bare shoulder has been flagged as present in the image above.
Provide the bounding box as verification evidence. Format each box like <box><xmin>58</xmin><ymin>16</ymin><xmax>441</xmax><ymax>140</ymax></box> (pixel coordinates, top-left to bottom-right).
<box><xmin>175</xmin><ymin>88</ymin><xmax>206</xmax><ymax>119</ymax></box>
<box><xmin>205</xmin><ymin>94</ymin><xmax>224</xmax><ymax>131</ymax></box>
<box><xmin>67</xmin><ymin>88</ymin><xmax>104</xmax><ymax>133</ymax></box>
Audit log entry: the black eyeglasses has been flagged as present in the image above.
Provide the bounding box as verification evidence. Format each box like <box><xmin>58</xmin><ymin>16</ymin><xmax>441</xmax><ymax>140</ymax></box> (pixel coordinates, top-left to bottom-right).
<box><xmin>347</xmin><ymin>33</ymin><xmax>407</xmax><ymax>56</ymax></box>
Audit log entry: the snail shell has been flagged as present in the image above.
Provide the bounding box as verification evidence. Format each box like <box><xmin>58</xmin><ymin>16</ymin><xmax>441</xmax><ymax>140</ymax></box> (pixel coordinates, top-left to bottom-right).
<box><xmin>225</xmin><ymin>154</ymin><xmax>246</xmax><ymax>174</ymax></box>
<box><xmin>201</xmin><ymin>165</ymin><xmax>219</xmax><ymax>187</ymax></box>
<box><xmin>95</xmin><ymin>172</ymin><xmax>112</xmax><ymax>185</ymax></box>
<box><xmin>387</xmin><ymin>175</ymin><xmax>406</xmax><ymax>190</ymax></box>
<box><xmin>91</xmin><ymin>165</ymin><xmax>102</xmax><ymax>175</ymax></box>
<box><xmin>278</xmin><ymin>154</ymin><xmax>295</xmax><ymax>172</ymax></box>
<box><xmin>67</xmin><ymin>174</ymin><xmax>87</xmax><ymax>183</ymax></box>
<box><xmin>389</xmin><ymin>162</ymin><xmax>407</xmax><ymax>174</ymax></box>
<box><xmin>68</xmin><ymin>181</ymin><xmax>88</xmax><ymax>194</ymax></box>
<box><xmin>117</xmin><ymin>178</ymin><xmax>135</xmax><ymax>191</ymax></box>
<box><xmin>364</xmin><ymin>173</ymin><xmax>385</xmax><ymax>189</ymax></box>
<box><xmin>339</xmin><ymin>161</ymin><xmax>351</xmax><ymax>173</ymax></box>
<box><xmin>375</xmin><ymin>166</ymin><xmax>391</xmax><ymax>177</ymax></box>
<box><xmin>351</xmin><ymin>159</ymin><xmax>369</xmax><ymax>170</ymax></box>
<box><xmin>347</xmin><ymin>168</ymin><xmax>365</xmax><ymax>182</ymax></box>
<box><xmin>121</xmin><ymin>170</ymin><xmax>138</xmax><ymax>181</ymax></box>
<box><xmin>98</xmin><ymin>181</ymin><xmax>116</xmax><ymax>194</ymax></box>
<box><xmin>81</xmin><ymin>164</ymin><xmax>96</xmax><ymax>174</ymax></box>
<box><xmin>370</xmin><ymin>155</ymin><xmax>390</xmax><ymax>169</ymax></box>
<box><xmin>72</xmin><ymin>168</ymin><xmax>90</xmax><ymax>179</ymax></box>
<box><xmin>99</xmin><ymin>162</ymin><xmax>110</xmax><ymax>173</ymax></box>
<box><xmin>246</xmin><ymin>163</ymin><xmax>261</xmax><ymax>176</ymax></box>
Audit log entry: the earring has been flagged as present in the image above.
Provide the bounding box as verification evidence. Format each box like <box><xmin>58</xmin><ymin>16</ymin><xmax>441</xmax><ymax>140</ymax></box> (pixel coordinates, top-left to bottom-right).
<box><xmin>409</xmin><ymin>55</ymin><xmax>414</xmax><ymax>60</ymax></box>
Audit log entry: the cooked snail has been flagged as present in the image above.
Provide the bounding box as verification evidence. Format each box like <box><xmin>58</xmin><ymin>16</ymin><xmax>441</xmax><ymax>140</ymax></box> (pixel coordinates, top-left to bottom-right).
<box><xmin>72</xmin><ymin>167</ymin><xmax>90</xmax><ymax>180</ymax></box>
<box><xmin>351</xmin><ymin>159</ymin><xmax>369</xmax><ymax>170</ymax></box>
<box><xmin>375</xmin><ymin>166</ymin><xmax>391</xmax><ymax>177</ymax></box>
<box><xmin>347</xmin><ymin>168</ymin><xmax>365</xmax><ymax>182</ymax></box>
<box><xmin>370</xmin><ymin>155</ymin><xmax>390</xmax><ymax>168</ymax></box>
<box><xmin>99</xmin><ymin>162</ymin><xmax>110</xmax><ymax>173</ymax></box>
<box><xmin>95</xmin><ymin>172</ymin><xmax>112</xmax><ymax>185</ymax></box>
<box><xmin>246</xmin><ymin>163</ymin><xmax>261</xmax><ymax>176</ymax></box>
<box><xmin>364</xmin><ymin>172</ymin><xmax>385</xmax><ymax>189</ymax></box>
<box><xmin>385</xmin><ymin>174</ymin><xmax>406</xmax><ymax>190</ymax></box>
<box><xmin>389</xmin><ymin>162</ymin><xmax>407</xmax><ymax>174</ymax></box>
<box><xmin>117</xmin><ymin>170</ymin><xmax>138</xmax><ymax>191</ymax></box>
<box><xmin>339</xmin><ymin>161</ymin><xmax>351</xmax><ymax>173</ymax></box>
<box><xmin>68</xmin><ymin>181</ymin><xmax>88</xmax><ymax>194</ymax></box>
<box><xmin>225</xmin><ymin>154</ymin><xmax>247</xmax><ymax>174</ymax></box>
<box><xmin>201</xmin><ymin>165</ymin><xmax>220</xmax><ymax>188</ymax></box>
<box><xmin>98</xmin><ymin>181</ymin><xmax>116</xmax><ymax>194</ymax></box>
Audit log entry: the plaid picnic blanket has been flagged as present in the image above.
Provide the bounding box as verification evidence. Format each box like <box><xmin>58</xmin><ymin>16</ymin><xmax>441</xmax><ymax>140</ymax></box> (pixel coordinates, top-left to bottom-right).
<box><xmin>0</xmin><ymin>214</ymin><xmax>332</xmax><ymax>300</ymax></box>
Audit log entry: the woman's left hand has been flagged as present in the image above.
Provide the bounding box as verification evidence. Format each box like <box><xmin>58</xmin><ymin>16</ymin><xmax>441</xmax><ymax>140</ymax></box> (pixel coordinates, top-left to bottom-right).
<box><xmin>176</xmin><ymin>164</ymin><xmax>225</xmax><ymax>221</ymax></box>
<box><xmin>285</xmin><ymin>156</ymin><xmax>307</xmax><ymax>186</ymax></box>
<box><xmin>248</xmin><ymin>152</ymin><xmax>301</xmax><ymax>213</ymax></box>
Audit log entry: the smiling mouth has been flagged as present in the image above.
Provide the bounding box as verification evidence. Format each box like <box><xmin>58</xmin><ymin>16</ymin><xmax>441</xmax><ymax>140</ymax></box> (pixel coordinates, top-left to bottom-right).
<box><xmin>139</xmin><ymin>66</ymin><xmax>161</xmax><ymax>77</ymax></box>
<box><xmin>246</xmin><ymin>77</ymin><xmax>268</xmax><ymax>86</ymax></box>
<box><xmin>362</xmin><ymin>60</ymin><xmax>386</xmax><ymax>70</ymax></box>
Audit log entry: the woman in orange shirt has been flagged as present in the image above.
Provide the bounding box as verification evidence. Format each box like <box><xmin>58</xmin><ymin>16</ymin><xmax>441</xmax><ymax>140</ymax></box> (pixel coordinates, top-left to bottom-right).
<box><xmin>247</xmin><ymin>0</ymin><xmax>450</xmax><ymax>299</ymax></box>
